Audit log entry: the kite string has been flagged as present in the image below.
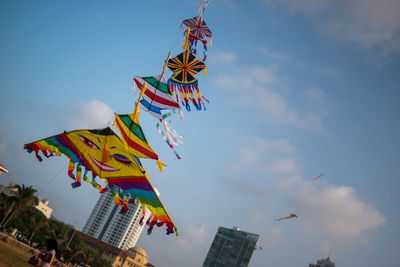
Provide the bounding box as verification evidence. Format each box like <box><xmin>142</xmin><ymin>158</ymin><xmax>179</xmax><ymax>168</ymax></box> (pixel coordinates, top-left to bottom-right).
<box><xmin>37</xmin><ymin>164</ymin><xmax>67</xmax><ymax>195</ymax></box>
<box><xmin>104</xmin><ymin>90</ymin><xmax>136</xmax><ymax>128</ymax></box>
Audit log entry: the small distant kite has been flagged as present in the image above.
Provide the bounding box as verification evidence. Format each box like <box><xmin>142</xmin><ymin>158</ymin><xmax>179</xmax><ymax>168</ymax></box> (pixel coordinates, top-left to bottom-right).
<box><xmin>0</xmin><ymin>163</ymin><xmax>8</xmax><ymax>174</ymax></box>
<box><xmin>275</xmin><ymin>213</ymin><xmax>298</xmax><ymax>221</ymax></box>
<box><xmin>310</xmin><ymin>173</ymin><xmax>324</xmax><ymax>183</ymax></box>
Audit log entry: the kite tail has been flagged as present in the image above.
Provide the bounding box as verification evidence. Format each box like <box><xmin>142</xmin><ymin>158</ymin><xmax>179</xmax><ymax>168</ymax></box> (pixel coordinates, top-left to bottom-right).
<box><xmin>189</xmin><ymin>37</ymin><xmax>197</xmax><ymax>55</ymax></box>
<box><xmin>109</xmin><ymin>186</ymin><xmax>129</xmax><ymax>213</ymax></box>
<box><xmin>24</xmin><ymin>142</ymin><xmax>56</xmax><ymax>162</ymax></box>
<box><xmin>82</xmin><ymin>171</ymin><xmax>107</xmax><ymax>193</ymax></box>
<box><xmin>156</xmin><ymin>159</ymin><xmax>167</xmax><ymax>172</ymax></box>
<box><xmin>156</xmin><ymin>117</ymin><xmax>182</xmax><ymax>160</ymax></box>
<box><xmin>67</xmin><ymin>161</ymin><xmax>83</xmax><ymax>189</ymax></box>
<box><xmin>145</xmin><ymin>212</ymin><xmax>177</xmax><ymax>236</ymax></box>
<box><xmin>70</xmin><ymin>163</ymin><xmax>83</xmax><ymax>188</ymax></box>
<box><xmin>178</xmin><ymin>109</ymin><xmax>184</xmax><ymax>120</ymax></box>
<box><xmin>197</xmin><ymin>0</ymin><xmax>205</xmax><ymax>15</ymax></box>
<box><xmin>202</xmin><ymin>41</ymin><xmax>208</xmax><ymax>62</ymax></box>
<box><xmin>146</xmin><ymin>213</ymin><xmax>157</xmax><ymax>235</ymax></box>
<box><xmin>207</xmin><ymin>36</ymin><xmax>212</xmax><ymax>47</ymax></box>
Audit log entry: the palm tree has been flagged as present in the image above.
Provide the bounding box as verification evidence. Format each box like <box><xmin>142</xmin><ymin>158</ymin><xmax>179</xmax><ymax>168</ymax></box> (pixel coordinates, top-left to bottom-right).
<box><xmin>28</xmin><ymin>215</ymin><xmax>48</xmax><ymax>242</ymax></box>
<box><xmin>2</xmin><ymin>184</ymin><xmax>38</xmax><ymax>226</ymax></box>
<box><xmin>65</xmin><ymin>242</ymin><xmax>87</xmax><ymax>262</ymax></box>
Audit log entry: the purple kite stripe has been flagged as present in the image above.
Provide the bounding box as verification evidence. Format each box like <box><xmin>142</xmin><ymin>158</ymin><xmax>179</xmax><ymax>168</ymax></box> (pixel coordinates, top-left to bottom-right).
<box><xmin>108</xmin><ymin>180</ymin><xmax>152</xmax><ymax>191</ymax></box>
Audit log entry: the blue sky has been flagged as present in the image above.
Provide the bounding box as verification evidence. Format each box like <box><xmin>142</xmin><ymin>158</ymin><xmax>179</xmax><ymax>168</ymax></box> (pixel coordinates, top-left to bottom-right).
<box><xmin>1</xmin><ymin>0</ymin><xmax>399</xmax><ymax>266</ymax></box>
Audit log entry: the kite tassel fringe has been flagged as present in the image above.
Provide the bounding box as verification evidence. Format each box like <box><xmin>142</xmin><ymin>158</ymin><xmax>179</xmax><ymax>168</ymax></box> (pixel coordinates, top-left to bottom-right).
<box><xmin>167</xmin><ymin>79</ymin><xmax>208</xmax><ymax>111</ymax></box>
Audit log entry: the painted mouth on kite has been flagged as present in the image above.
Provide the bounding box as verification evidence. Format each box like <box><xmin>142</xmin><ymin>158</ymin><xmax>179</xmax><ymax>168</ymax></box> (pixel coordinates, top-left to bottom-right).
<box><xmin>89</xmin><ymin>155</ymin><xmax>119</xmax><ymax>172</ymax></box>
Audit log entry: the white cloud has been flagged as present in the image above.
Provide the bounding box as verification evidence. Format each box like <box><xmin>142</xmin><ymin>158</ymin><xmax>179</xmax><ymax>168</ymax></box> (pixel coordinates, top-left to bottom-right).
<box><xmin>265</xmin><ymin>158</ymin><xmax>299</xmax><ymax>174</ymax></box>
<box><xmin>220</xmin><ymin>132</ymin><xmax>385</xmax><ymax>241</ymax></box>
<box><xmin>219</xmin><ymin>135</ymin><xmax>299</xmax><ymax>199</ymax></box>
<box><xmin>215</xmin><ymin>66</ymin><xmax>277</xmax><ymax>90</ymax></box>
<box><xmin>265</xmin><ymin>0</ymin><xmax>400</xmax><ymax>64</ymax></box>
<box><xmin>261</xmin><ymin>227</ymin><xmax>283</xmax><ymax>248</ymax></box>
<box><xmin>139</xmin><ymin>224</ymin><xmax>209</xmax><ymax>266</ymax></box>
<box><xmin>253</xmin><ymin>137</ymin><xmax>295</xmax><ymax>154</ymax></box>
<box><xmin>257</xmin><ymin>47</ymin><xmax>290</xmax><ymax>62</ymax></box>
<box><xmin>238</xmin><ymin>138</ymin><xmax>295</xmax><ymax>165</ymax></box>
<box><xmin>64</xmin><ymin>100</ymin><xmax>114</xmax><ymax>129</ymax></box>
<box><xmin>0</xmin><ymin>142</ymin><xmax>6</xmax><ymax>154</ymax></box>
<box><xmin>278</xmin><ymin>176</ymin><xmax>386</xmax><ymax>239</ymax></box>
<box><xmin>176</xmin><ymin>224</ymin><xmax>208</xmax><ymax>251</ymax></box>
<box><xmin>208</xmin><ymin>51</ymin><xmax>237</xmax><ymax>65</ymax></box>
<box><xmin>214</xmin><ymin>66</ymin><xmax>327</xmax><ymax>131</ymax></box>
<box><xmin>239</xmin><ymin>147</ymin><xmax>259</xmax><ymax>165</ymax></box>
<box><xmin>247</xmin><ymin>209</ymin><xmax>273</xmax><ymax>224</ymax></box>
<box><xmin>305</xmin><ymin>88</ymin><xmax>324</xmax><ymax>105</ymax></box>
<box><xmin>255</xmin><ymin>46</ymin><xmax>343</xmax><ymax>77</ymax></box>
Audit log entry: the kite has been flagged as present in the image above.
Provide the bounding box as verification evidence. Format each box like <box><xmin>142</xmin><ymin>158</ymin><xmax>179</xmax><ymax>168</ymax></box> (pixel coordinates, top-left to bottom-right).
<box><xmin>114</xmin><ymin>83</ymin><xmax>166</xmax><ymax>171</ymax></box>
<box><xmin>181</xmin><ymin>0</ymin><xmax>212</xmax><ymax>61</ymax></box>
<box><xmin>24</xmin><ymin>127</ymin><xmax>177</xmax><ymax>235</ymax></box>
<box><xmin>310</xmin><ymin>173</ymin><xmax>324</xmax><ymax>182</ymax></box>
<box><xmin>133</xmin><ymin>76</ymin><xmax>181</xmax><ymax>120</ymax></box>
<box><xmin>133</xmin><ymin>52</ymin><xmax>182</xmax><ymax>119</ymax></box>
<box><xmin>132</xmin><ymin>75</ymin><xmax>183</xmax><ymax>159</ymax></box>
<box><xmin>0</xmin><ymin>163</ymin><xmax>8</xmax><ymax>174</ymax></box>
<box><xmin>274</xmin><ymin>213</ymin><xmax>298</xmax><ymax>221</ymax></box>
<box><xmin>167</xmin><ymin>28</ymin><xmax>208</xmax><ymax>111</ymax></box>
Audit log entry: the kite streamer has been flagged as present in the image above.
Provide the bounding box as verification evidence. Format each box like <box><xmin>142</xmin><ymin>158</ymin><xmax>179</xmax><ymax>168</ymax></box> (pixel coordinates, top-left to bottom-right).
<box><xmin>156</xmin><ymin>113</ymin><xmax>183</xmax><ymax>160</ymax></box>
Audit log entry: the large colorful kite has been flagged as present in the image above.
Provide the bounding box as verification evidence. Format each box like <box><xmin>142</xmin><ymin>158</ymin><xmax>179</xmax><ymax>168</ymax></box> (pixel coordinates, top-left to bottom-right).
<box><xmin>24</xmin><ymin>127</ymin><xmax>177</xmax><ymax>235</ymax></box>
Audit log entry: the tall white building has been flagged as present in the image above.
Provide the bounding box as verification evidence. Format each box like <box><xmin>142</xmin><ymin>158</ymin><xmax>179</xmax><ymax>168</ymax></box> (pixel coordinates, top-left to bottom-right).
<box><xmin>82</xmin><ymin>191</ymin><xmax>150</xmax><ymax>250</ymax></box>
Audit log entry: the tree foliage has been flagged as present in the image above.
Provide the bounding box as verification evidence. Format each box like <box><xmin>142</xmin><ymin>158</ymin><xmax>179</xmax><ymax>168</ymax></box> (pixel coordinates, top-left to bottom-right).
<box><xmin>1</xmin><ymin>183</ymin><xmax>113</xmax><ymax>266</ymax></box>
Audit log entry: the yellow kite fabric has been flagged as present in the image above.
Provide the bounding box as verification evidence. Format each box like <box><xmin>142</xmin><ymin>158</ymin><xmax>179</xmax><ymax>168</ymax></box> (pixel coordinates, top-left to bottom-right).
<box><xmin>114</xmin><ymin>82</ymin><xmax>165</xmax><ymax>171</ymax></box>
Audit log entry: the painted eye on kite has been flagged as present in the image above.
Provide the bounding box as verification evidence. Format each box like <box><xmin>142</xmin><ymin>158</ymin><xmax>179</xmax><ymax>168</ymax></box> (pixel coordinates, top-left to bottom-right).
<box><xmin>112</xmin><ymin>154</ymin><xmax>131</xmax><ymax>164</ymax></box>
<box><xmin>79</xmin><ymin>136</ymin><xmax>99</xmax><ymax>149</ymax></box>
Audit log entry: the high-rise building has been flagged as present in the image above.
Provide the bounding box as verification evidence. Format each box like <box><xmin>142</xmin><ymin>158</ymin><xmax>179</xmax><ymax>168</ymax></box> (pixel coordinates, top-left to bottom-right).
<box><xmin>82</xmin><ymin>191</ymin><xmax>150</xmax><ymax>250</ymax></box>
<box><xmin>203</xmin><ymin>226</ymin><xmax>259</xmax><ymax>267</ymax></box>
<box><xmin>309</xmin><ymin>257</ymin><xmax>336</xmax><ymax>267</ymax></box>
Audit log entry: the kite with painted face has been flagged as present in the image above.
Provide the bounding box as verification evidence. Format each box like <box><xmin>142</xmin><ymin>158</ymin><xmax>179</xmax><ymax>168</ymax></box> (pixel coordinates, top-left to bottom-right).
<box><xmin>24</xmin><ymin>127</ymin><xmax>177</xmax><ymax>235</ymax></box>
